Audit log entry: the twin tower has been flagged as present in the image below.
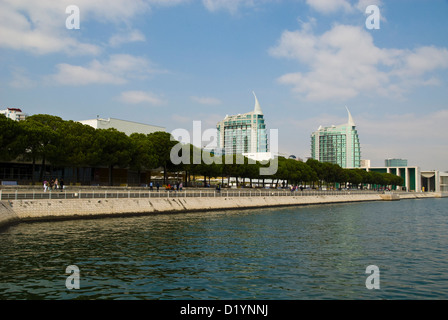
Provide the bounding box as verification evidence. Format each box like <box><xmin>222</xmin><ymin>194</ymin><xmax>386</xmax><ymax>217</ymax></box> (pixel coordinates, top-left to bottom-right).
<box><xmin>216</xmin><ymin>92</ymin><xmax>361</xmax><ymax>168</ymax></box>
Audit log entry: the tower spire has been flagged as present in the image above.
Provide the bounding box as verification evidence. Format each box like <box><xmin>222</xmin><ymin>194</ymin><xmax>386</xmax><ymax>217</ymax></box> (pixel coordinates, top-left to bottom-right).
<box><xmin>253</xmin><ymin>91</ymin><xmax>263</xmax><ymax>115</ymax></box>
<box><xmin>346</xmin><ymin>106</ymin><xmax>355</xmax><ymax>127</ymax></box>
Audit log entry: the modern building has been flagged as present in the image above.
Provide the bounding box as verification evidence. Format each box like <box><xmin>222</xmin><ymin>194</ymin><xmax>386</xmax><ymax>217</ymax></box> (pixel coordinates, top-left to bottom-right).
<box><xmin>0</xmin><ymin>108</ymin><xmax>27</xmax><ymax>121</ymax></box>
<box><xmin>311</xmin><ymin>107</ymin><xmax>361</xmax><ymax>168</ymax></box>
<box><xmin>440</xmin><ymin>172</ymin><xmax>448</xmax><ymax>192</ymax></box>
<box><xmin>358</xmin><ymin>165</ymin><xmax>448</xmax><ymax>193</ymax></box>
<box><xmin>364</xmin><ymin>166</ymin><xmax>421</xmax><ymax>192</ymax></box>
<box><xmin>385</xmin><ymin>158</ymin><xmax>408</xmax><ymax>167</ymax></box>
<box><xmin>78</xmin><ymin>117</ymin><xmax>165</xmax><ymax>136</ymax></box>
<box><xmin>216</xmin><ymin>92</ymin><xmax>269</xmax><ymax>159</ymax></box>
<box><xmin>421</xmin><ymin>170</ymin><xmax>448</xmax><ymax>192</ymax></box>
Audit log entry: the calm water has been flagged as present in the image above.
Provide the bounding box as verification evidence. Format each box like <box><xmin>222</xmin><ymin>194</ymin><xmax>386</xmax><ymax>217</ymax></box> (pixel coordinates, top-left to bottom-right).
<box><xmin>0</xmin><ymin>198</ymin><xmax>447</xmax><ymax>300</ymax></box>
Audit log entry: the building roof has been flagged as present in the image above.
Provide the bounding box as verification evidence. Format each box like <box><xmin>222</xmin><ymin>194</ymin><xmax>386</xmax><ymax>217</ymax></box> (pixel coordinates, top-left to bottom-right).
<box><xmin>315</xmin><ymin>107</ymin><xmax>356</xmax><ymax>132</ymax></box>
<box><xmin>78</xmin><ymin>117</ymin><xmax>165</xmax><ymax>136</ymax></box>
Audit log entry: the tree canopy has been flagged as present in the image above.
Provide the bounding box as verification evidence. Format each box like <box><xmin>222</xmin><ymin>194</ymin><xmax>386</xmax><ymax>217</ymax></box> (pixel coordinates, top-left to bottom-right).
<box><xmin>0</xmin><ymin>113</ymin><xmax>404</xmax><ymax>189</ymax></box>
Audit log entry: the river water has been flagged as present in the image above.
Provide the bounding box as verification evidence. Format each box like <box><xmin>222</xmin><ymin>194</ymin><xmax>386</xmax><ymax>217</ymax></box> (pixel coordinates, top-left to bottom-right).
<box><xmin>0</xmin><ymin>198</ymin><xmax>447</xmax><ymax>300</ymax></box>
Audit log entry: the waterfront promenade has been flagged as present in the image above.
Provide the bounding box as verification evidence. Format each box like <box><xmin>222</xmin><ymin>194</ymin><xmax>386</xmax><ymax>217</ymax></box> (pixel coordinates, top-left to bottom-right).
<box><xmin>1</xmin><ymin>185</ymin><xmax>446</xmax><ymax>230</ymax></box>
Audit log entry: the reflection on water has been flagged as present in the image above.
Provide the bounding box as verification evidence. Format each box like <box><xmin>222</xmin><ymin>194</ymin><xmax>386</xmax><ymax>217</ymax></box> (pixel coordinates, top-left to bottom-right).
<box><xmin>1</xmin><ymin>198</ymin><xmax>447</xmax><ymax>299</ymax></box>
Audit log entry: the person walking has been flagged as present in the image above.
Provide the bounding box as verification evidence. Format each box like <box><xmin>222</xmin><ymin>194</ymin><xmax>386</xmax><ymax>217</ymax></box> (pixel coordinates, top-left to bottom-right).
<box><xmin>156</xmin><ymin>182</ymin><xmax>160</xmax><ymax>192</ymax></box>
<box><xmin>60</xmin><ymin>179</ymin><xmax>64</xmax><ymax>192</ymax></box>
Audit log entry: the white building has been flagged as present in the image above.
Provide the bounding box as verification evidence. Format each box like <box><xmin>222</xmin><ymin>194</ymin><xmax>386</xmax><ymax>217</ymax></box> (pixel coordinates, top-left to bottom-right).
<box><xmin>440</xmin><ymin>172</ymin><xmax>448</xmax><ymax>192</ymax></box>
<box><xmin>78</xmin><ymin>117</ymin><xmax>165</xmax><ymax>136</ymax></box>
<box><xmin>360</xmin><ymin>159</ymin><xmax>371</xmax><ymax>168</ymax></box>
<box><xmin>0</xmin><ymin>108</ymin><xmax>27</xmax><ymax>121</ymax></box>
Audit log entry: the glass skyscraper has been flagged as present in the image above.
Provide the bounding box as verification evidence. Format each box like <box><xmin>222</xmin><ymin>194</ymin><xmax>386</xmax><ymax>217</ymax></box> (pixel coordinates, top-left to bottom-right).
<box><xmin>385</xmin><ymin>158</ymin><xmax>408</xmax><ymax>167</ymax></box>
<box><xmin>311</xmin><ymin>107</ymin><xmax>361</xmax><ymax>168</ymax></box>
<box><xmin>216</xmin><ymin>92</ymin><xmax>268</xmax><ymax>155</ymax></box>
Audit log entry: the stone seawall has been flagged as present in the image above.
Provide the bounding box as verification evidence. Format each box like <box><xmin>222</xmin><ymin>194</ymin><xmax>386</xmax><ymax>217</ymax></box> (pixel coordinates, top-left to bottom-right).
<box><xmin>0</xmin><ymin>201</ymin><xmax>19</xmax><ymax>229</ymax></box>
<box><xmin>0</xmin><ymin>192</ymin><xmax>445</xmax><ymax>229</ymax></box>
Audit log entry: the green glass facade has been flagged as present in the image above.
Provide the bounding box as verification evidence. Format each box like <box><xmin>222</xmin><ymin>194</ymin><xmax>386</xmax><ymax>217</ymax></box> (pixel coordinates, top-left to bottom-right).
<box><xmin>217</xmin><ymin>93</ymin><xmax>268</xmax><ymax>155</ymax></box>
<box><xmin>385</xmin><ymin>158</ymin><xmax>408</xmax><ymax>167</ymax></box>
<box><xmin>311</xmin><ymin>109</ymin><xmax>361</xmax><ymax>168</ymax></box>
<box><xmin>217</xmin><ymin>113</ymin><xmax>267</xmax><ymax>154</ymax></box>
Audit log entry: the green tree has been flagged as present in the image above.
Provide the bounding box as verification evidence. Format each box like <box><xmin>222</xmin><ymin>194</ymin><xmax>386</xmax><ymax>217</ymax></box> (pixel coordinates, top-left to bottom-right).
<box><xmin>18</xmin><ymin>114</ymin><xmax>65</xmax><ymax>184</ymax></box>
<box><xmin>306</xmin><ymin>158</ymin><xmax>325</xmax><ymax>188</ymax></box>
<box><xmin>92</xmin><ymin>128</ymin><xmax>132</xmax><ymax>186</ymax></box>
<box><xmin>129</xmin><ymin>133</ymin><xmax>159</xmax><ymax>184</ymax></box>
<box><xmin>346</xmin><ymin>169</ymin><xmax>363</xmax><ymax>189</ymax></box>
<box><xmin>0</xmin><ymin>114</ymin><xmax>23</xmax><ymax>161</ymax></box>
<box><xmin>147</xmin><ymin>131</ymin><xmax>178</xmax><ymax>185</ymax></box>
<box><xmin>58</xmin><ymin>120</ymin><xmax>99</xmax><ymax>183</ymax></box>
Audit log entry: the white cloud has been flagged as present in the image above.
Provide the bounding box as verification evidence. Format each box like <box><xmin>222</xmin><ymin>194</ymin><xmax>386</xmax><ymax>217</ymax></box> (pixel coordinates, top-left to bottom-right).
<box><xmin>47</xmin><ymin>54</ymin><xmax>158</xmax><ymax>86</ymax></box>
<box><xmin>191</xmin><ymin>96</ymin><xmax>222</xmax><ymax>105</ymax></box>
<box><xmin>108</xmin><ymin>30</ymin><xmax>146</xmax><ymax>47</ymax></box>
<box><xmin>202</xmin><ymin>0</ymin><xmax>256</xmax><ymax>13</ymax></box>
<box><xmin>0</xmin><ymin>0</ymin><xmax>147</xmax><ymax>55</ymax></box>
<box><xmin>119</xmin><ymin>91</ymin><xmax>165</xmax><ymax>105</ymax></box>
<box><xmin>0</xmin><ymin>0</ymin><xmax>190</xmax><ymax>55</ymax></box>
<box><xmin>270</xmin><ymin>23</ymin><xmax>448</xmax><ymax>101</ymax></box>
<box><xmin>355</xmin><ymin>0</ymin><xmax>383</xmax><ymax>12</ymax></box>
<box><xmin>306</xmin><ymin>0</ymin><xmax>353</xmax><ymax>14</ymax></box>
<box><xmin>305</xmin><ymin>0</ymin><xmax>384</xmax><ymax>15</ymax></box>
<box><xmin>0</xmin><ymin>3</ymin><xmax>101</xmax><ymax>55</ymax></box>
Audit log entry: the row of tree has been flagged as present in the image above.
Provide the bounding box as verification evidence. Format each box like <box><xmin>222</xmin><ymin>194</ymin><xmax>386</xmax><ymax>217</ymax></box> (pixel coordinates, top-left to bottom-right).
<box><xmin>1</xmin><ymin>114</ymin><xmax>404</xmax><ymax>189</ymax></box>
<box><xmin>1</xmin><ymin>114</ymin><xmax>177</xmax><ymax>185</ymax></box>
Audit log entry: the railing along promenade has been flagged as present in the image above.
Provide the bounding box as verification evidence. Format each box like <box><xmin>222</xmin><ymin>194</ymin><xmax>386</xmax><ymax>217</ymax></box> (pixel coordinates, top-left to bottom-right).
<box><xmin>0</xmin><ymin>187</ymin><xmax>384</xmax><ymax>201</ymax></box>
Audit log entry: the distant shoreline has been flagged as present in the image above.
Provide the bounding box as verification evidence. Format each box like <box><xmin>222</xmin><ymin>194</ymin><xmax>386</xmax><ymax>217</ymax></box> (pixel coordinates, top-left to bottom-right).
<box><xmin>1</xmin><ymin>192</ymin><xmax>446</xmax><ymax>231</ymax></box>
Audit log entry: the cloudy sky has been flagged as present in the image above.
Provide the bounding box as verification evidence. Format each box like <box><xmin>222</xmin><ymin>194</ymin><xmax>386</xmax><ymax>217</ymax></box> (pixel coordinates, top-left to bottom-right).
<box><xmin>1</xmin><ymin>0</ymin><xmax>447</xmax><ymax>171</ymax></box>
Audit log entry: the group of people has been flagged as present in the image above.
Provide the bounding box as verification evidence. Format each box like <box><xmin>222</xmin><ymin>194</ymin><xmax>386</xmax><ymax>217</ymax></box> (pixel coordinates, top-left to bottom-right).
<box><xmin>43</xmin><ymin>178</ymin><xmax>64</xmax><ymax>192</ymax></box>
<box><xmin>148</xmin><ymin>181</ymin><xmax>183</xmax><ymax>191</ymax></box>
<box><xmin>149</xmin><ymin>181</ymin><xmax>160</xmax><ymax>191</ymax></box>
<box><xmin>290</xmin><ymin>185</ymin><xmax>305</xmax><ymax>192</ymax></box>
<box><xmin>148</xmin><ymin>181</ymin><xmax>184</xmax><ymax>191</ymax></box>
<box><xmin>165</xmin><ymin>182</ymin><xmax>183</xmax><ymax>191</ymax></box>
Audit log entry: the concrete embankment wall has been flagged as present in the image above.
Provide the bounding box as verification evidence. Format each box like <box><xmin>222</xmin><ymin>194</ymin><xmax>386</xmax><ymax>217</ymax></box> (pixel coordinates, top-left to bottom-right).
<box><xmin>3</xmin><ymin>193</ymin><xmax>383</xmax><ymax>223</ymax></box>
<box><xmin>0</xmin><ymin>192</ymin><xmax>445</xmax><ymax>229</ymax></box>
<box><xmin>0</xmin><ymin>201</ymin><xmax>19</xmax><ymax>229</ymax></box>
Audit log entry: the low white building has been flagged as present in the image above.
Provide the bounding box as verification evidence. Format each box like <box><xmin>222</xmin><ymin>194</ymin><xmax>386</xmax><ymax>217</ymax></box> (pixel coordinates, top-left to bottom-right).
<box><xmin>0</xmin><ymin>108</ymin><xmax>27</xmax><ymax>121</ymax></box>
<box><xmin>440</xmin><ymin>172</ymin><xmax>448</xmax><ymax>192</ymax></box>
<box><xmin>79</xmin><ymin>117</ymin><xmax>165</xmax><ymax>136</ymax></box>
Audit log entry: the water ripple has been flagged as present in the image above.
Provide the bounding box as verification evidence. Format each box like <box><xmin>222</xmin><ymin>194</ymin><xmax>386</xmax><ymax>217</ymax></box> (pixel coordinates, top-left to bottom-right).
<box><xmin>1</xmin><ymin>198</ymin><xmax>447</xmax><ymax>299</ymax></box>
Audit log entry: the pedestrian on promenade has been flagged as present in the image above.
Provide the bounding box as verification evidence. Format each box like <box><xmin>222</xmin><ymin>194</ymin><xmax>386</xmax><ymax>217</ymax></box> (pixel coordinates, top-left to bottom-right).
<box><xmin>156</xmin><ymin>182</ymin><xmax>160</xmax><ymax>192</ymax></box>
<box><xmin>43</xmin><ymin>180</ymin><xmax>48</xmax><ymax>192</ymax></box>
<box><xmin>179</xmin><ymin>182</ymin><xmax>183</xmax><ymax>191</ymax></box>
<box><xmin>60</xmin><ymin>179</ymin><xmax>64</xmax><ymax>192</ymax></box>
<box><xmin>149</xmin><ymin>182</ymin><xmax>153</xmax><ymax>191</ymax></box>
<box><xmin>54</xmin><ymin>178</ymin><xmax>59</xmax><ymax>190</ymax></box>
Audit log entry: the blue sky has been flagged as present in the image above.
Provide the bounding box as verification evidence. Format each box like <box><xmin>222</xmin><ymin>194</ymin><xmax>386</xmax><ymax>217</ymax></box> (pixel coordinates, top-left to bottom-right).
<box><xmin>1</xmin><ymin>0</ymin><xmax>448</xmax><ymax>171</ymax></box>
